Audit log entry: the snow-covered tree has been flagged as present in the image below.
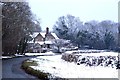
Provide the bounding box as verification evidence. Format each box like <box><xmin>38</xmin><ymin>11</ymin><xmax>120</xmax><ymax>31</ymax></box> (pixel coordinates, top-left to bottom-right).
<box><xmin>53</xmin><ymin>14</ymin><xmax>118</xmax><ymax>50</ymax></box>
<box><xmin>53</xmin><ymin>14</ymin><xmax>83</xmax><ymax>40</ymax></box>
<box><xmin>52</xmin><ymin>39</ymin><xmax>70</xmax><ymax>53</ymax></box>
<box><xmin>118</xmin><ymin>23</ymin><xmax>120</xmax><ymax>47</ymax></box>
<box><xmin>84</xmin><ymin>20</ymin><xmax>99</xmax><ymax>33</ymax></box>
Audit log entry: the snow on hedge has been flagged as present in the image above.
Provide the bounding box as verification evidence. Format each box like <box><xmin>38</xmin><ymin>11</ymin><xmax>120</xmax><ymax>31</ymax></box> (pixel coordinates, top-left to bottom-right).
<box><xmin>61</xmin><ymin>51</ymin><xmax>118</xmax><ymax>68</ymax></box>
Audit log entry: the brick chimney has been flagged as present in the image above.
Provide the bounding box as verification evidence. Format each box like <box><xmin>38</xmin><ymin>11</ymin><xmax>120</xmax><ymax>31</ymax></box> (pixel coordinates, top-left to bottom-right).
<box><xmin>46</xmin><ymin>27</ymin><xmax>49</xmax><ymax>34</ymax></box>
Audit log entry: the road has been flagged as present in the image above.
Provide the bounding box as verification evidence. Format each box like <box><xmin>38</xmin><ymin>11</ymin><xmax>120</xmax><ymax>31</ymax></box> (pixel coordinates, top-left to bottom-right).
<box><xmin>2</xmin><ymin>56</ymin><xmax>38</xmax><ymax>80</ymax></box>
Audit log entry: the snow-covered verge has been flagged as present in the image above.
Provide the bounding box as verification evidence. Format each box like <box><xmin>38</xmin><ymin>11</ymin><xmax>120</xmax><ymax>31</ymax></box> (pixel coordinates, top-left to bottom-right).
<box><xmin>25</xmin><ymin>51</ymin><xmax>55</xmax><ymax>56</ymax></box>
<box><xmin>29</xmin><ymin>54</ymin><xmax>118</xmax><ymax>78</ymax></box>
<box><xmin>0</xmin><ymin>56</ymin><xmax>13</xmax><ymax>59</ymax></box>
<box><xmin>1</xmin><ymin>51</ymin><xmax>55</xmax><ymax>60</ymax></box>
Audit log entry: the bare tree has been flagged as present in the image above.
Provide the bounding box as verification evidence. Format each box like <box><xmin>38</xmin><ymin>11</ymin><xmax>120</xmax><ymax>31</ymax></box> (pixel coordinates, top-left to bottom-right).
<box><xmin>2</xmin><ymin>2</ymin><xmax>41</xmax><ymax>55</ymax></box>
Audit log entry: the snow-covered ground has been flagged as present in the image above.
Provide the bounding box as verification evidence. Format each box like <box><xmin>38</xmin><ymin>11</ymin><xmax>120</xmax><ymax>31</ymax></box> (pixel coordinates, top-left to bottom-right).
<box><xmin>0</xmin><ymin>56</ymin><xmax>13</xmax><ymax>59</ymax></box>
<box><xmin>14</xmin><ymin>54</ymin><xmax>25</xmax><ymax>57</ymax></box>
<box><xmin>1</xmin><ymin>51</ymin><xmax>55</xmax><ymax>59</ymax></box>
<box><xmin>25</xmin><ymin>51</ymin><xmax>55</xmax><ymax>56</ymax></box>
<box><xmin>29</xmin><ymin>51</ymin><xmax>118</xmax><ymax>78</ymax></box>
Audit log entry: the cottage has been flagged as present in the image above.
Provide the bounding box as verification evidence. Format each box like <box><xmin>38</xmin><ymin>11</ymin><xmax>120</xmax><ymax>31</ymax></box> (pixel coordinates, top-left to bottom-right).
<box><xmin>27</xmin><ymin>27</ymin><xmax>59</xmax><ymax>52</ymax></box>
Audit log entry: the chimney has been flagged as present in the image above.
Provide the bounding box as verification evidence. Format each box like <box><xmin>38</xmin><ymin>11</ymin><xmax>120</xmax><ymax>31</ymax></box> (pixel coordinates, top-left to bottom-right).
<box><xmin>46</xmin><ymin>27</ymin><xmax>49</xmax><ymax>34</ymax></box>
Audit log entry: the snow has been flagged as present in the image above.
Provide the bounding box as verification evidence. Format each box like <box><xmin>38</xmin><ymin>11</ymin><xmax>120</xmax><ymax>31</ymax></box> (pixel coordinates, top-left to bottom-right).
<box><xmin>30</xmin><ymin>53</ymin><xmax>118</xmax><ymax>78</ymax></box>
<box><xmin>40</xmin><ymin>32</ymin><xmax>59</xmax><ymax>39</ymax></box>
<box><xmin>35</xmin><ymin>41</ymin><xmax>44</xmax><ymax>45</ymax></box>
<box><xmin>30</xmin><ymin>32</ymin><xmax>40</xmax><ymax>38</ymax></box>
<box><xmin>25</xmin><ymin>51</ymin><xmax>55</xmax><ymax>56</ymax></box>
<box><xmin>1</xmin><ymin>56</ymin><xmax>12</xmax><ymax>59</ymax></box>
<box><xmin>40</xmin><ymin>32</ymin><xmax>46</xmax><ymax>38</ymax></box>
<box><xmin>74</xmin><ymin>52</ymin><xmax>118</xmax><ymax>57</ymax></box>
<box><xmin>65</xmin><ymin>50</ymin><xmax>105</xmax><ymax>53</ymax></box>
<box><xmin>65</xmin><ymin>50</ymin><xmax>118</xmax><ymax>56</ymax></box>
<box><xmin>28</xmin><ymin>41</ymin><xmax>53</xmax><ymax>45</ymax></box>
<box><xmin>44</xmin><ymin>41</ymin><xmax>53</xmax><ymax>44</ymax></box>
<box><xmin>14</xmin><ymin>54</ymin><xmax>25</xmax><ymax>57</ymax></box>
<box><xmin>51</xmin><ymin>33</ymin><xmax>59</xmax><ymax>39</ymax></box>
<box><xmin>30</xmin><ymin>32</ymin><xmax>59</xmax><ymax>40</ymax></box>
<box><xmin>27</xmin><ymin>40</ymin><xmax>34</xmax><ymax>43</ymax></box>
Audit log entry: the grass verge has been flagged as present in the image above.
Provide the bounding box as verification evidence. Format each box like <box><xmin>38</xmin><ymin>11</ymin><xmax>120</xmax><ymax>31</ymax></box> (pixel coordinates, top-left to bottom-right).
<box><xmin>21</xmin><ymin>59</ymin><xmax>50</xmax><ymax>79</ymax></box>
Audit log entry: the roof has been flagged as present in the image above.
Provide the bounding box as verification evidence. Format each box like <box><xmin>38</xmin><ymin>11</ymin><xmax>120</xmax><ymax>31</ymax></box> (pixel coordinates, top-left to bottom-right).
<box><xmin>40</xmin><ymin>32</ymin><xmax>46</xmax><ymax>38</ymax></box>
<box><xmin>27</xmin><ymin>40</ymin><xmax>34</xmax><ymax>43</ymax></box>
<box><xmin>51</xmin><ymin>33</ymin><xmax>59</xmax><ymax>39</ymax></box>
<box><xmin>30</xmin><ymin>32</ymin><xmax>40</xmax><ymax>38</ymax></box>
<box><xmin>30</xmin><ymin>32</ymin><xmax>59</xmax><ymax>39</ymax></box>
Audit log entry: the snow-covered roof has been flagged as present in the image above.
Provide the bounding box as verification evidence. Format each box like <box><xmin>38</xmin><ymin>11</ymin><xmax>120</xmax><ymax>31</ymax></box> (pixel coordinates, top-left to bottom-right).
<box><xmin>27</xmin><ymin>40</ymin><xmax>34</xmax><ymax>43</ymax></box>
<box><xmin>30</xmin><ymin>32</ymin><xmax>40</xmax><ymax>38</ymax></box>
<box><xmin>51</xmin><ymin>33</ymin><xmax>59</xmax><ymax>39</ymax></box>
<box><xmin>40</xmin><ymin>32</ymin><xmax>59</xmax><ymax>39</ymax></box>
<box><xmin>30</xmin><ymin>32</ymin><xmax>59</xmax><ymax>39</ymax></box>
<box><xmin>40</xmin><ymin>32</ymin><xmax>46</xmax><ymax>38</ymax></box>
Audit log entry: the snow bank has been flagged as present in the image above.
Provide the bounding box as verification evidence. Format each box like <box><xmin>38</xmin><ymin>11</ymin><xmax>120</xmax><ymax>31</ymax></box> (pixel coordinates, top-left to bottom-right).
<box><xmin>14</xmin><ymin>54</ymin><xmax>25</xmax><ymax>57</ymax></box>
<box><xmin>25</xmin><ymin>51</ymin><xmax>55</xmax><ymax>56</ymax></box>
<box><xmin>1</xmin><ymin>56</ymin><xmax>13</xmax><ymax>59</ymax></box>
<box><xmin>30</xmin><ymin>55</ymin><xmax>118</xmax><ymax>78</ymax></box>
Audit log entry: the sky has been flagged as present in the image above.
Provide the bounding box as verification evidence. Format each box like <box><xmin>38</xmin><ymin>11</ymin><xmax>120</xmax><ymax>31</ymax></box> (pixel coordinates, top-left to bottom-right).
<box><xmin>28</xmin><ymin>0</ymin><xmax>119</xmax><ymax>31</ymax></box>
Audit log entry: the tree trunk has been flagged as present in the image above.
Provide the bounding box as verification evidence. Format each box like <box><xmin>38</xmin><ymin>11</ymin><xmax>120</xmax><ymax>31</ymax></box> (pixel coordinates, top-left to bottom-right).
<box><xmin>57</xmin><ymin>46</ymin><xmax>60</xmax><ymax>53</ymax></box>
<box><xmin>78</xmin><ymin>44</ymin><xmax>80</xmax><ymax>49</ymax></box>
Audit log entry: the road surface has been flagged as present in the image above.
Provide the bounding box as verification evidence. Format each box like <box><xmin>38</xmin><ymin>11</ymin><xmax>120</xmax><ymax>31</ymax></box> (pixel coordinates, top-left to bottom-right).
<box><xmin>2</xmin><ymin>56</ymin><xmax>38</xmax><ymax>80</ymax></box>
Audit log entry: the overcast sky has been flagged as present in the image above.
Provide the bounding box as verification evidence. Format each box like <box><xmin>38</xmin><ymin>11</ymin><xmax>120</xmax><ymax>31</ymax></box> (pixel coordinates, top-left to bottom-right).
<box><xmin>28</xmin><ymin>0</ymin><xmax>119</xmax><ymax>31</ymax></box>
